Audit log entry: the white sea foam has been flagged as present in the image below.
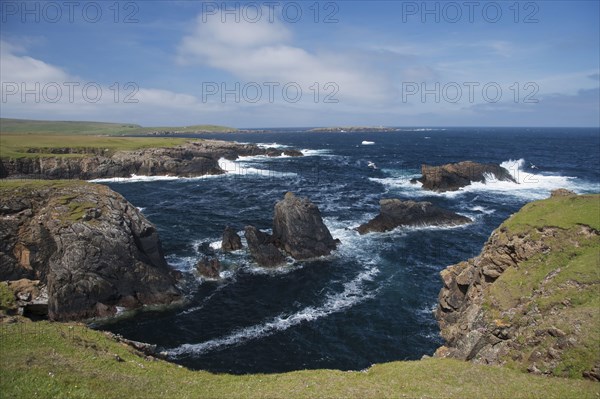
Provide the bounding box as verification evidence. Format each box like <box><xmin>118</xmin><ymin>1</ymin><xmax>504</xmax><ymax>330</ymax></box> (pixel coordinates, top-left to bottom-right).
<box><xmin>301</xmin><ymin>148</ymin><xmax>332</xmax><ymax>156</ymax></box>
<box><xmin>370</xmin><ymin>158</ymin><xmax>597</xmax><ymax>200</ymax></box>
<box><xmin>362</xmin><ymin>141</ymin><xmax>375</xmax><ymax>145</ymax></box>
<box><xmin>256</xmin><ymin>142</ymin><xmax>290</xmax><ymax>149</ymax></box>
<box><xmin>218</xmin><ymin>158</ymin><xmax>297</xmax><ymax>178</ymax></box>
<box><xmin>168</xmin><ymin>264</ymin><xmax>380</xmax><ymax>357</ymax></box>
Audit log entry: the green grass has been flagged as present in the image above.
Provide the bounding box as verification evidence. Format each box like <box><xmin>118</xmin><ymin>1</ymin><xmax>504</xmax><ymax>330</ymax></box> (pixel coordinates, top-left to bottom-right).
<box><xmin>502</xmin><ymin>194</ymin><xmax>600</xmax><ymax>232</ymax></box>
<box><xmin>0</xmin><ymin>321</ymin><xmax>597</xmax><ymax>399</ymax></box>
<box><xmin>484</xmin><ymin>194</ymin><xmax>600</xmax><ymax>378</ymax></box>
<box><xmin>0</xmin><ymin>118</ymin><xmax>236</xmax><ymax>136</ymax></box>
<box><xmin>0</xmin><ymin>283</ymin><xmax>16</xmax><ymax>314</ymax></box>
<box><xmin>0</xmin><ymin>134</ymin><xmax>198</xmax><ymax>159</ymax></box>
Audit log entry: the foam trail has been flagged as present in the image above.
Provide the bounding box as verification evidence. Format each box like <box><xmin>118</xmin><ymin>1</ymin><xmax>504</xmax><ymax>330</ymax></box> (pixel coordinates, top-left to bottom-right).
<box><xmin>168</xmin><ymin>265</ymin><xmax>379</xmax><ymax>357</ymax></box>
<box><xmin>218</xmin><ymin>158</ymin><xmax>297</xmax><ymax>178</ymax></box>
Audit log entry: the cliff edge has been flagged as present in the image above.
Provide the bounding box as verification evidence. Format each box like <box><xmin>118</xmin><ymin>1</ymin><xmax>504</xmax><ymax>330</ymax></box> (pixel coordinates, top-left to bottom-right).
<box><xmin>0</xmin><ymin>180</ymin><xmax>181</xmax><ymax>320</ymax></box>
<box><xmin>435</xmin><ymin>191</ymin><xmax>600</xmax><ymax>380</ymax></box>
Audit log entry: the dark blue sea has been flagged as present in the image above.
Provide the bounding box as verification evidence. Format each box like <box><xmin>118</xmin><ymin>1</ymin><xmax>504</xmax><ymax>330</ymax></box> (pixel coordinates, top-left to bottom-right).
<box><xmin>93</xmin><ymin>127</ymin><xmax>600</xmax><ymax>374</ymax></box>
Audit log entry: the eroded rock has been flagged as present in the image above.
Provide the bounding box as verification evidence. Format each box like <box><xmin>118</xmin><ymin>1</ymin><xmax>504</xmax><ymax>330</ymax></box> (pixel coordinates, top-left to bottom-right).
<box><xmin>272</xmin><ymin>192</ymin><xmax>337</xmax><ymax>259</ymax></box>
<box><xmin>357</xmin><ymin>199</ymin><xmax>471</xmax><ymax>234</ymax></box>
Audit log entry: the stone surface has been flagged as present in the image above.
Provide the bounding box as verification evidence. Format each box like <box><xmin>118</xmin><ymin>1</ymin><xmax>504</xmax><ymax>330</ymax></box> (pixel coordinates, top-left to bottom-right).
<box><xmin>418</xmin><ymin>161</ymin><xmax>516</xmax><ymax>192</ymax></box>
<box><xmin>222</xmin><ymin>226</ymin><xmax>242</xmax><ymax>252</ymax></box>
<box><xmin>357</xmin><ymin>199</ymin><xmax>471</xmax><ymax>234</ymax></box>
<box><xmin>0</xmin><ymin>182</ymin><xmax>181</xmax><ymax>320</ymax></box>
<box><xmin>244</xmin><ymin>226</ymin><xmax>286</xmax><ymax>267</ymax></box>
<box><xmin>272</xmin><ymin>192</ymin><xmax>337</xmax><ymax>259</ymax></box>
<box><xmin>433</xmin><ymin>194</ymin><xmax>600</xmax><ymax>379</ymax></box>
<box><xmin>195</xmin><ymin>257</ymin><xmax>221</xmax><ymax>279</ymax></box>
<box><xmin>1</xmin><ymin>140</ymin><xmax>302</xmax><ymax>180</ymax></box>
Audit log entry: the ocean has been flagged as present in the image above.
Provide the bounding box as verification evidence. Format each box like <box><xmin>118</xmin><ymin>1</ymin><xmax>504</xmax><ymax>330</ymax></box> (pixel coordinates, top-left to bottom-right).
<box><xmin>93</xmin><ymin>127</ymin><xmax>600</xmax><ymax>374</ymax></box>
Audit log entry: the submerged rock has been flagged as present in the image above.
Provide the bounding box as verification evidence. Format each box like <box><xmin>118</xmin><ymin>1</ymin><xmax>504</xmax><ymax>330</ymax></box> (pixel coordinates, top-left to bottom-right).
<box><xmin>222</xmin><ymin>226</ymin><xmax>243</xmax><ymax>252</ymax></box>
<box><xmin>418</xmin><ymin>161</ymin><xmax>516</xmax><ymax>192</ymax></box>
<box><xmin>244</xmin><ymin>226</ymin><xmax>286</xmax><ymax>267</ymax></box>
<box><xmin>272</xmin><ymin>192</ymin><xmax>338</xmax><ymax>259</ymax></box>
<box><xmin>0</xmin><ymin>182</ymin><xmax>181</xmax><ymax>321</ymax></box>
<box><xmin>357</xmin><ymin>199</ymin><xmax>471</xmax><ymax>234</ymax></box>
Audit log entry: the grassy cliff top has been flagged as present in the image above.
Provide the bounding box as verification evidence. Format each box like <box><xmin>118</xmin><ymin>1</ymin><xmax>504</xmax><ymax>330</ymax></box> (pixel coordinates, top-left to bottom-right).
<box><xmin>486</xmin><ymin>194</ymin><xmax>600</xmax><ymax>378</ymax></box>
<box><xmin>502</xmin><ymin>194</ymin><xmax>600</xmax><ymax>233</ymax></box>
<box><xmin>0</xmin><ymin>134</ymin><xmax>197</xmax><ymax>159</ymax></box>
<box><xmin>0</xmin><ymin>118</ymin><xmax>236</xmax><ymax>136</ymax></box>
<box><xmin>0</xmin><ymin>321</ymin><xmax>597</xmax><ymax>399</ymax></box>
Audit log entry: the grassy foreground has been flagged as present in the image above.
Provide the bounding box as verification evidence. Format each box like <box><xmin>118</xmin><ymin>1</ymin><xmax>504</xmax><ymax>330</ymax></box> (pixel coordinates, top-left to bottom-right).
<box><xmin>0</xmin><ymin>118</ymin><xmax>236</xmax><ymax>136</ymax></box>
<box><xmin>0</xmin><ymin>321</ymin><xmax>597</xmax><ymax>399</ymax></box>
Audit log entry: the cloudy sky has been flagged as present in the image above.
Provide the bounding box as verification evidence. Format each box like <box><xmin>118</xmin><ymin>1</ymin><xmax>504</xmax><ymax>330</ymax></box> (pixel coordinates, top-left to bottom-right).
<box><xmin>1</xmin><ymin>1</ymin><xmax>598</xmax><ymax>127</ymax></box>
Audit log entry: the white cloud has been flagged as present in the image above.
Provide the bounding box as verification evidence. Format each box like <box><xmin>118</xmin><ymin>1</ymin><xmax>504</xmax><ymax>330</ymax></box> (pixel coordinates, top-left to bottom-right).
<box><xmin>176</xmin><ymin>8</ymin><xmax>396</xmax><ymax>105</ymax></box>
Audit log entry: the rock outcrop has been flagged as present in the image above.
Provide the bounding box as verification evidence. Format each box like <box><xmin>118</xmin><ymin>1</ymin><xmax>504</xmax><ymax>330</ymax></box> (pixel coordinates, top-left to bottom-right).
<box><xmin>272</xmin><ymin>192</ymin><xmax>338</xmax><ymax>259</ymax></box>
<box><xmin>357</xmin><ymin>199</ymin><xmax>471</xmax><ymax>234</ymax></box>
<box><xmin>195</xmin><ymin>257</ymin><xmax>221</xmax><ymax>279</ymax></box>
<box><xmin>0</xmin><ymin>181</ymin><xmax>181</xmax><ymax>320</ymax></box>
<box><xmin>417</xmin><ymin>161</ymin><xmax>516</xmax><ymax>192</ymax></box>
<box><xmin>244</xmin><ymin>226</ymin><xmax>286</xmax><ymax>267</ymax></box>
<box><xmin>222</xmin><ymin>227</ymin><xmax>243</xmax><ymax>251</ymax></box>
<box><xmin>434</xmin><ymin>193</ymin><xmax>600</xmax><ymax>380</ymax></box>
<box><xmin>0</xmin><ymin>140</ymin><xmax>302</xmax><ymax>180</ymax></box>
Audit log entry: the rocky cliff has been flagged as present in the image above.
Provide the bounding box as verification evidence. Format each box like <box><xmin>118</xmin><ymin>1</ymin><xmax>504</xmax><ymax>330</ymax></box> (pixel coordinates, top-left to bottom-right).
<box><xmin>0</xmin><ymin>140</ymin><xmax>302</xmax><ymax>180</ymax></box>
<box><xmin>434</xmin><ymin>191</ymin><xmax>600</xmax><ymax>380</ymax></box>
<box><xmin>0</xmin><ymin>181</ymin><xmax>181</xmax><ymax>320</ymax></box>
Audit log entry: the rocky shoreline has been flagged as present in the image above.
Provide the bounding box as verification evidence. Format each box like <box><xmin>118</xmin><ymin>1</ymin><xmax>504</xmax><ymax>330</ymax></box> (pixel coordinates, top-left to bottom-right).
<box><xmin>0</xmin><ymin>140</ymin><xmax>302</xmax><ymax>180</ymax></box>
<box><xmin>434</xmin><ymin>190</ymin><xmax>600</xmax><ymax>380</ymax></box>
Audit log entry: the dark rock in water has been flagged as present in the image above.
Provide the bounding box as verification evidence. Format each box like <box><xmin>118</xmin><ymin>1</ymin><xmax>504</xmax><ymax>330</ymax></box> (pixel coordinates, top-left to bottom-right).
<box><xmin>198</xmin><ymin>241</ymin><xmax>216</xmax><ymax>257</ymax></box>
<box><xmin>272</xmin><ymin>192</ymin><xmax>337</xmax><ymax>259</ymax></box>
<box><xmin>222</xmin><ymin>226</ymin><xmax>242</xmax><ymax>252</ymax></box>
<box><xmin>0</xmin><ymin>182</ymin><xmax>181</xmax><ymax>321</ymax></box>
<box><xmin>418</xmin><ymin>161</ymin><xmax>516</xmax><ymax>192</ymax></box>
<box><xmin>244</xmin><ymin>226</ymin><xmax>286</xmax><ymax>267</ymax></box>
<box><xmin>196</xmin><ymin>257</ymin><xmax>221</xmax><ymax>279</ymax></box>
<box><xmin>283</xmin><ymin>149</ymin><xmax>303</xmax><ymax>157</ymax></box>
<box><xmin>357</xmin><ymin>199</ymin><xmax>472</xmax><ymax>235</ymax></box>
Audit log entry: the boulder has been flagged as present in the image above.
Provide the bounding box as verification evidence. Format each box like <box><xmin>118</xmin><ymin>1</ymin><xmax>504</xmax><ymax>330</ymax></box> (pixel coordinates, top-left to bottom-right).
<box><xmin>357</xmin><ymin>199</ymin><xmax>472</xmax><ymax>234</ymax></box>
<box><xmin>196</xmin><ymin>257</ymin><xmax>221</xmax><ymax>279</ymax></box>
<box><xmin>272</xmin><ymin>192</ymin><xmax>337</xmax><ymax>259</ymax></box>
<box><xmin>222</xmin><ymin>226</ymin><xmax>242</xmax><ymax>251</ymax></box>
<box><xmin>418</xmin><ymin>161</ymin><xmax>516</xmax><ymax>192</ymax></box>
<box><xmin>0</xmin><ymin>182</ymin><xmax>181</xmax><ymax>321</ymax></box>
<box><xmin>244</xmin><ymin>226</ymin><xmax>286</xmax><ymax>267</ymax></box>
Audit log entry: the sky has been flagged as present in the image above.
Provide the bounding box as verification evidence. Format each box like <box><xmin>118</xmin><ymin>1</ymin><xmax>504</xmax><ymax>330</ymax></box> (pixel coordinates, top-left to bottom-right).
<box><xmin>1</xmin><ymin>0</ymin><xmax>599</xmax><ymax>128</ymax></box>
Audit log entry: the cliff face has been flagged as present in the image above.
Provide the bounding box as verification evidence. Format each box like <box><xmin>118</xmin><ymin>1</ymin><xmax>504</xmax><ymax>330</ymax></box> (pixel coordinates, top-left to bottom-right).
<box><xmin>1</xmin><ymin>140</ymin><xmax>302</xmax><ymax>180</ymax></box>
<box><xmin>435</xmin><ymin>192</ymin><xmax>600</xmax><ymax>380</ymax></box>
<box><xmin>0</xmin><ymin>181</ymin><xmax>181</xmax><ymax>320</ymax></box>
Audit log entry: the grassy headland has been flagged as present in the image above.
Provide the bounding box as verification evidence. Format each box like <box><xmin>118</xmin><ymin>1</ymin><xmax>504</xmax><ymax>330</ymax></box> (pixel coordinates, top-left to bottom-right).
<box><xmin>0</xmin><ymin>118</ymin><xmax>236</xmax><ymax>136</ymax></box>
<box><xmin>0</xmin><ymin>134</ymin><xmax>196</xmax><ymax>159</ymax></box>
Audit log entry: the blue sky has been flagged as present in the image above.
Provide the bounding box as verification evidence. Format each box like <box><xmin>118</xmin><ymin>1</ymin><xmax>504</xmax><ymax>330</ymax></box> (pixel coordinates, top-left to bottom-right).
<box><xmin>1</xmin><ymin>0</ymin><xmax>599</xmax><ymax>127</ymax></box>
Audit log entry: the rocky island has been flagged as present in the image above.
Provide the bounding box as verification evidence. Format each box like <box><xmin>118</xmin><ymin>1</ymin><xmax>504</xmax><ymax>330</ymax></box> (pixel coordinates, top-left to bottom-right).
<box><xmin>413</xmin><ymin>161</ymin><xmax>516</xmax><ymax>192</ymax></box>
<box><xmin>244</xmin><ymin>192</ymin><xmax>338</xmax><ymax>267</ymax></box>
<box><xmin>357</xmin><ymin>199</ymin><xmax>472</xmax><ymax>234</ymax></box>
